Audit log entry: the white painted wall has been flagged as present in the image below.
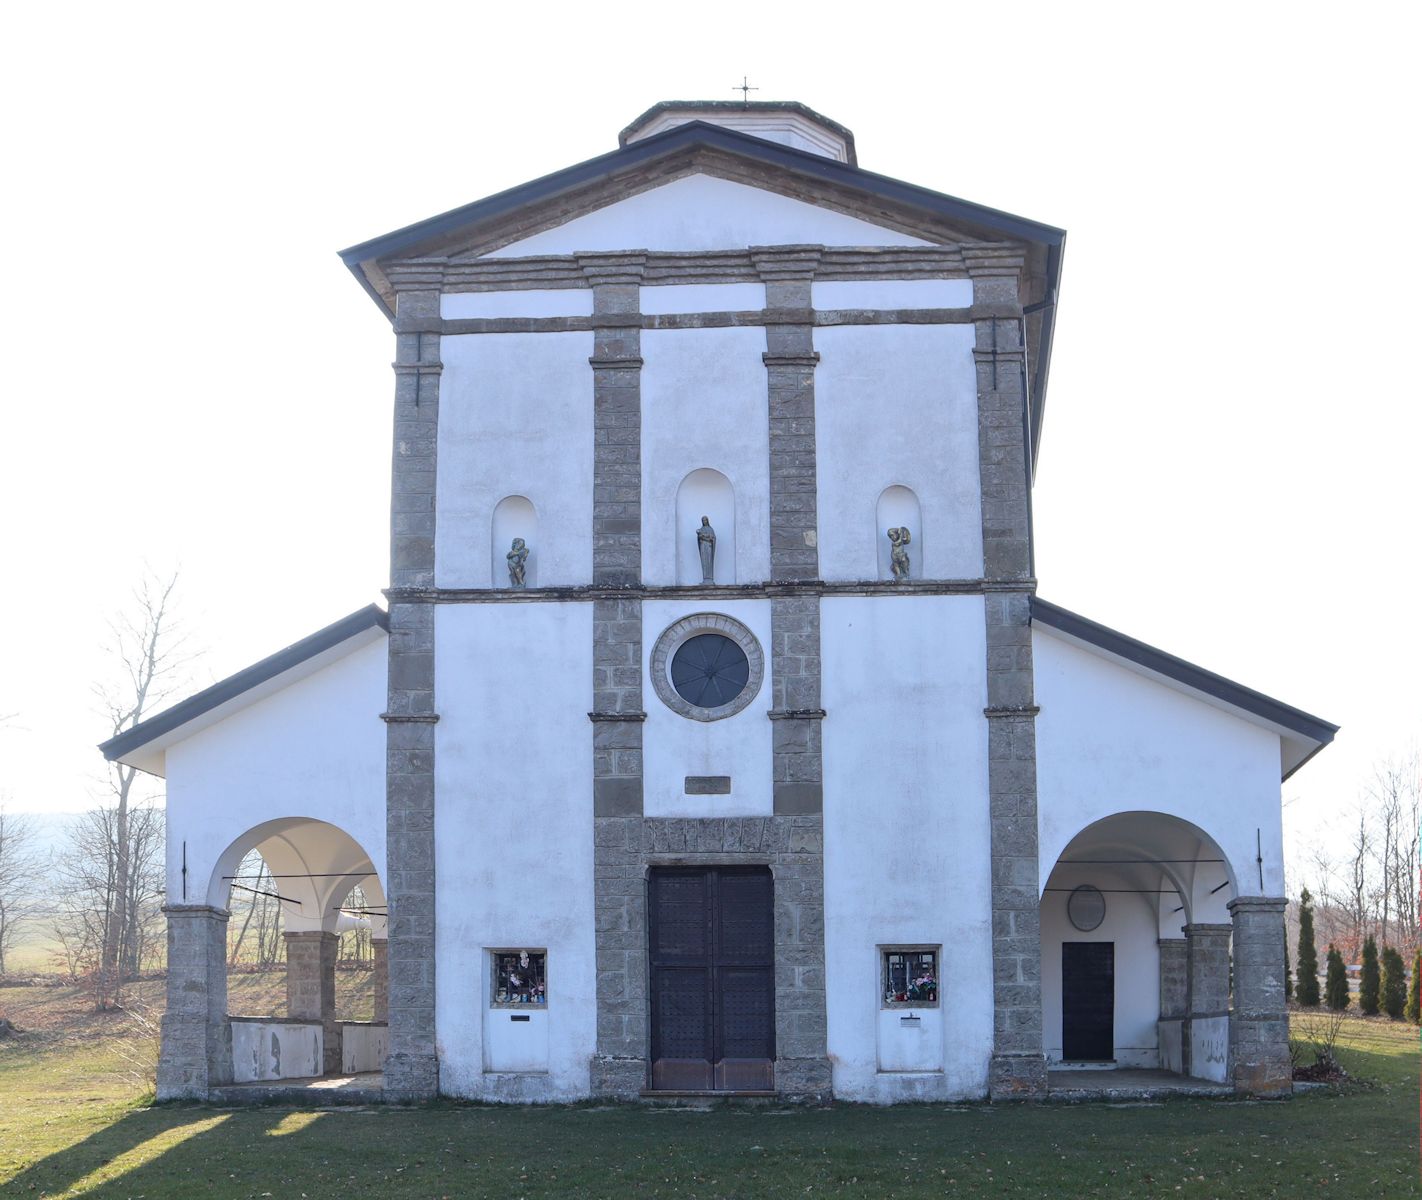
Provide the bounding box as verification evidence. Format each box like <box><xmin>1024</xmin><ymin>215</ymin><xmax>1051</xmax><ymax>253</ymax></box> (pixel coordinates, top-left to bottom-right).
<box><xmin>821</xmin><ymin>595</ymin><xmax>993</xmax><ymax>1102</ymax></box>
<box><xmin>434</xmin><ymin>602</ymin><xmax>595</xmax><ymax>1101</ymax></box>
<box><xmin>231</xmin><ymin>1019</ymin><xmax>323</xmax><ymax>1082</ymax></box>
<box><xmin>341</xmin><ymin>1022</ymin><xmax>389</xmax><ymax>1073</ymax></box>
<box><xmin>163</xmin><ymin>635</ymin><xmax>388</xmax><ymax>916</ymax></box>
<box><xmin>485</xmin><ymin>174</ymin><xmax>931</xmax><ymax>257</ymax></box>
<box><xmin>1040</xmin><ymin>866</ymin><xmax>1162</xmax><ymax>1068</ymax></box>
<box><xmin>642</xmin><ymin>282</ymin><xmax>764</xmax><ymax>314</ymax></box>
<box><xmin>816</xmin><ymin>324</ymin><xmax>982</xmax><ymax>582</ymax></box>
<box><xmin>812</xmin><ymin>279</ymin><xmax>972</xmax><ymax>310</ymax></box>
<box><xmin>642</xmin><ymin>327</ymin><xmax>769</xmax><ymax>586</ymax></box>
<box><xmin>441</xmin><ymin>290</ymin><xmax>592</xmax><ymax>319</ymax></box>
<box><xmin>437</xmin><ymin>331</ymin><xmax>594</xmax><ymax>588</ymax></box>
<box><xmin>642</xmin><ymin>599</ymin><xmax>773</xmax><ymax>817</ymax></box>
<box><xmin>1034</xmin><ymin>628</ymin><xmax>1285</xmax><ymax>898</ymax></box>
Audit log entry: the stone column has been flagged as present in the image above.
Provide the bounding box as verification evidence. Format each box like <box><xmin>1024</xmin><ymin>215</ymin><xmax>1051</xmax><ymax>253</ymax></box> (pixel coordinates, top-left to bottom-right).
<box><xmin>756</xmin><ymin>250</ymin><xmax>831</xmax><ymax>1098</ymax></box>
<box><xmin>372</xmin><ymin>938</ymin><xmax>389</xmax><ymax>1024</ymax></box>
<box><xmin>1184</xmin><ymin>922</ymin><xmax>1232</xmax><ymax>1077</ymax></box>
<box><xmin>583</xmin><ymin>255</ymin><xmax>651</xmax><ymax>1099</ymax></box>
<box><xmin>285</xmin><ymin>930</ymin><xmax>341</xmax><ymax>1076</ymax></box>
<box><xmin>1158</xmin><ymin>937</ymin><xmax>1188</xmax><ymax>1019</ymax></box>
<box><xmin>157</xmin><ymin>905</ymin><xmax>232</xmax><ymax>1100</ymax></box>
<box><xmin>1228</xmin><ymin>897</ymin><xmax>1291</xmax><ymax>1095</ymax></box>
<box><xmin>971</xmin><ymin>268</ymin><xmax>1047</xmax><ymax>1100</ymax></box>
<box><xmin>383</xmin><ymin>286</ymin><xmax>442</xmax><ymax>1101</ymax></box>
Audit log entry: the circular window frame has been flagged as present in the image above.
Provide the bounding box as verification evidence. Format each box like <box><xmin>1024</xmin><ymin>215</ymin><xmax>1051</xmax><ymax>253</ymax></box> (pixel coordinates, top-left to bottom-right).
<box><xmin>650</xmin><ymin>613</ymin><xmax>764</xmax><ymax>722</ymax></box>
<box><xmin>1067</xmin><ymin>884</ymin><xmax>1106</xmax><ymax>932</ymax></box>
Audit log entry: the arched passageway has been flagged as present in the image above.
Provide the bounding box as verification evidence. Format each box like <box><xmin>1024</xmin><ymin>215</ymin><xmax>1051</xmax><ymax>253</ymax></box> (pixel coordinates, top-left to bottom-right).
<box><xmin>1040</xmin><ymin>810</ymin><xmax>1286</xmax><ymax>1093</ymax></box>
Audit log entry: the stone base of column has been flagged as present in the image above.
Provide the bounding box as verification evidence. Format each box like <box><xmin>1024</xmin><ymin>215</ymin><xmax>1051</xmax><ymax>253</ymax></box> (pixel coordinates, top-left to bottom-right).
<box><xmin>1230</xmin><ymin>1013</ymin><xmax>1293</xmax><ymax>1096</ymax></box>
<box><xmin>590</xmin><ymin>1055</ymin><xmax>646</xmax><ymax>1098</ymax></box>
<box><xmin>988</xmin><ymin>1051</ymin><xmax>1048</xmax><ymax>1100</ymax></box>
<box><xmin>157</xmin><ymin>904</ymin><xmax>232</xmax><ymax>1101</ymax></box>
<box><xmin>156</xmin><ymin>1011</ymin><xmax>232</xmax><ymax>1101</ymax></box>
<box><xmin>776</xmin><ymin>1055</ymin><xmax>832</xmax><ymax>1101</ymax></box>
<box><xmin>383</xmin><ymin>1051</ymin><xmax>440</xmax><ymax>1101</ymax></box>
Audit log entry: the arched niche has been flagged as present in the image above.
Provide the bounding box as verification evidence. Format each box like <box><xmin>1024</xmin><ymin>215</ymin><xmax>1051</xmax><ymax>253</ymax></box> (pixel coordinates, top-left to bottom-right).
<box><xmin>876</xmin><ymin>485</ymin><xmax>922</xmax><ymax>581</ymax></box>
<box><xmin>491</xmin><ymin>495</ymin><xmax>538</xmax><ymax>588</ymax></box>
<box><xmin>676</xmin><ymin>469</ymin><xmax>736</xmax><ymax>585</ymax></box>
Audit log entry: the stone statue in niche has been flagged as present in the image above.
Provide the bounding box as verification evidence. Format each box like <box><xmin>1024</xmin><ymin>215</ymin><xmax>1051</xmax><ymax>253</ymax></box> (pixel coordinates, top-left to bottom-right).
<box><xmin>506</xmin><ymin>537</ymin><xmax>529</xmax><ymax>588</ymax></box>
<box><xmin>887</xmin><ymin>526</ymin><xmax>912</xmax><ymax>582</ymax></box>
<box><xmin>697</xmin><ymin>516</ymin><xmax>717</xmax><ymax>584</ymax></box>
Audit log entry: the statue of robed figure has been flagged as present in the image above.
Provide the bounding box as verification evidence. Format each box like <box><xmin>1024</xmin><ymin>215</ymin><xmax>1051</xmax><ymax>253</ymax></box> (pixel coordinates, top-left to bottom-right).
<box><xmin>507</xmin><ymin>537</ymin><xmax>529</xmax><ymax>588</ymax></box>
<box><xmin>697</xmin><ymin>516</ymin><xmax>717</xmax><ymax>584</ymax></box>
<box><xmin>887</xmin><ymin>526</ymin><xmax>912</xmax><ymax>582</ymax></box>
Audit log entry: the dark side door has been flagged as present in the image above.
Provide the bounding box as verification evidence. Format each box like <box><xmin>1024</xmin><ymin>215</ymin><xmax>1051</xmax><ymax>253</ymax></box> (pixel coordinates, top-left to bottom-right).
<box><xmin>649</xmin><ymin>866</ymin><xmax>775</xmax><ymax>1092</ymax></box>
<box><xmin>1062</xmin><ymin>941</ymin><xmax>1114</xmax><ymax>1061</ymax></box>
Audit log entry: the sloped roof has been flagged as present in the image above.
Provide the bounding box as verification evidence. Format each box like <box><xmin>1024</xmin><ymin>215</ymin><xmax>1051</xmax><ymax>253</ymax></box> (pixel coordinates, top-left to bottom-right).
<box><xmin>99</xmin><ymin>604</ymin><xmax>388</xmax><ymax>773</ymax></box>
<box><xmin>338</xmin><ymin>120</ymin><xmax>1065</xmax><ymax>465</ymax></box>
<box><xmin>1030</xmin><ymin>597</ymin><xmax>1338</xmax><ymax>781</ymax></box>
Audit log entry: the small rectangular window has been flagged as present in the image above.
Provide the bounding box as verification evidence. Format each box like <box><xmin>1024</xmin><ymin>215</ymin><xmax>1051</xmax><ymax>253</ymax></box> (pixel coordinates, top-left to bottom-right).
<box><xmin>882</xmin><ymin>948</ymin><xmax>938</xmax><ymax>1007</ymax></box>
<box><xmin>491</xmin><ymin>950</ymin><xmax>547</xmax><ymax>1007</ymax></box>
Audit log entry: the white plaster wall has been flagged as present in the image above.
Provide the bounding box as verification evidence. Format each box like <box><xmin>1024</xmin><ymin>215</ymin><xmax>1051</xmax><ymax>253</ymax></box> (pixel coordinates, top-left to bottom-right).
<box><xmin>434</xmin><ymin>602</ymin><xmax>595</xmax><ymax>1101</ymax></box>
<box><xmin>1040</xmin><ymin>868</ymin><xmax>1162</xmax><ymax>1068</ymax></box>
<box><xmin>341</xmin><ymin>1023</ymin><xmax>389</xmax><ymax>1073</ymax></box>
<box><xmin>442</xmin><ymin>290</ymin><xmax>592</xmax><ymax>319</ymax></box>
<box><xmin>816</xmin><ymin>325</ymin><xmax>982</xmax><ymax>582</ymax></box>
<box><xmin>485</xmin><ymin>175</ymin><xmax>931</xmax><ymax>257</ymax></box>
<box><xmin>437</xmin><ymin>332</ymin><xmax>594</xmax><ymax>588</ymax></box>
<box><xmin>484</xmin><ymin>1008</ymin><xmax>550</xmax><ymax>1073</ymax></box>
<box><xmin>163</xmin><ymin>636</ymin><xmax>388</xmax><ymax>910</ymax></box>
<box><xmin>231</xmin><ymin>1020</ymin><xmax>323</xmax><ymax>1082</ymax></box>
<box><xmin>821</xmin><ymin>595</ymin><xmax>993</xmax><ymax>1101</ymax></box>
<box><xmin>642</xmin><ymin>328</ymin><xmax>770</xmax><ymax>586</ymax></box>
<box><xmin>642</xmin><ymin>282</ymin><xmax>764</xmax><ymax>314</ymax></box>
<box><xmin>813</xmin><ymin>279</ymin><xmax>972</xmax><ymax>310</ymax></box>
<box><xmin>642</xmin><ymin>599</ymin><xmax>773</xmax><ymax>818</ymax></box>
<box><xmin>1190</xmin><ymin>1015</ymin><xmax>1230</xmax><ymax>1082</ymax></box>
<box><xmin>1034</xmin><ymin>629</ymin><xmax>1286</xmax><ymax>898</ymax></box>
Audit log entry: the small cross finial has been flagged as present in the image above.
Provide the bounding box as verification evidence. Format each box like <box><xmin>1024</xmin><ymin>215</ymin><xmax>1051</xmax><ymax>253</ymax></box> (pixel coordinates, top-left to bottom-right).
<box><xmin>734</xmin><ymin>75</ymin><xmax>759</xmax><ymax>107</ymax></box>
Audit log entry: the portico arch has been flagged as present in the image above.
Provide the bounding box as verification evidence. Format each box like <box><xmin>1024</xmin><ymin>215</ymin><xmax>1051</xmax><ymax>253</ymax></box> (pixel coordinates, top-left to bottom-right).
<box><xmin>212</xmin><ymin>817</ymin><xmax>387</xmax><ymax>1083</ymax></box>
<box><xmin>1041</xmin><ymin>811</ymin><xmax>1238</xmax><ymax>1082</ymax></box>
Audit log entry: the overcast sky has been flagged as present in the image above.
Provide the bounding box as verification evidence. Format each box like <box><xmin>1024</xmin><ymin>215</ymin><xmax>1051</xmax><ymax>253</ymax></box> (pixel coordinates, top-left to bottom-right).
<box><xmin>1</xmin><ymin>3</ymin><xmax>1416</xmax><ymax>879</ymax></box>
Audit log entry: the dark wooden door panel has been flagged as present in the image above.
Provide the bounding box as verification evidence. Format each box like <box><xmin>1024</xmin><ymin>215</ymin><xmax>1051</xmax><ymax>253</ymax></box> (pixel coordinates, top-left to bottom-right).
<box><xmin>1062</xmin><ymin>941</ymin><xmax>1114</xmax><ymax>1061</ymax></box>
<box><xmin>650</xmin><ymin>866</ymin><xmax>775</xmax><ymax>1092</ymax></box>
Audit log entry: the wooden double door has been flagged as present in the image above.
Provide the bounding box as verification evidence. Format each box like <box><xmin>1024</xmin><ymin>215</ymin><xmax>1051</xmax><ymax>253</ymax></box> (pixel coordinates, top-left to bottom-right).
<box><xmin>1062</xmin><ymin>941</ymin><xmax>1115</xmax><ymax>1061</ymax></box>
<box><xmin>649</xmin><ymin>866</ymin><xmax>775</xmax><ymax>1092</ymax></box>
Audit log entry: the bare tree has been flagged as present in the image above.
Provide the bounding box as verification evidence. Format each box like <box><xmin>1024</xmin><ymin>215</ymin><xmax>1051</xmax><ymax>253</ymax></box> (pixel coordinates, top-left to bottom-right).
<box><xmin>68</xmin><ymin>570</ymin><xmax>192</xmax><ymax>1009</ymax></box>
<box><xmin>0</xmin><ymin>802</ymin><xmax>43</xmax><ymax>975</ymax></box>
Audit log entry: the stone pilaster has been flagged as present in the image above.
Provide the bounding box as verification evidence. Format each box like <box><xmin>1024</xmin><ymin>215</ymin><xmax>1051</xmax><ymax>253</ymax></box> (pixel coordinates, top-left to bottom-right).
<box><xmin>1158</xmin><ymin>937</ymin><xmax>1188</xmax><ymax>1020</ymax></box>
<box><xmin>285</xmin><ymin>930</ymin><xmax>341</xmax><ymax>1075</ymax></box>
<box><xmin>973</xmin><ymin>272</ymin><xmax>1046</xmax><ymax>1100</ymax></box>
<box><xmin>1228</xmin><ymin>897</ymin><xmax>1291</xmax><ymax>1095</ymax></box>
<box><xmin>1184</xmin><ymin>921</ymin><xmax>1232</xmax><ymax>1077</ymax></box>
<box><xmin>157</xmin><ymin>905</ymin><xmax>232</xmax><ymax>1100</ymax></box>
<box><xmin>585</xmin><ymin>256</ymin><xmax>649</xmax><ymax>1096</ymax></box>
<box><xmin>372</xmin><ymin>938</ymin><xmax>389</xmax><ymax>1024</ymax></box>
<box><xmin>383</xmin><ymin>286</ymin><xmax>442</xmax><ymax>1101</ymax></box>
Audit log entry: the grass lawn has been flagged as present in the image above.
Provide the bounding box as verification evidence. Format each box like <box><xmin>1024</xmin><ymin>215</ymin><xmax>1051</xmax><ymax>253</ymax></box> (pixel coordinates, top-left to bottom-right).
<box><xmin>1</xmin><ymin>982</ymin><xmax>1417</xmax><ymax>1199</ymax></box>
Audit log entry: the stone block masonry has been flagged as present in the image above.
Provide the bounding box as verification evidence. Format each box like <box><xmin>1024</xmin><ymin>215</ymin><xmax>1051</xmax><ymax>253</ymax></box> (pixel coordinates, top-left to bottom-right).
<box><xmin>383</xmin><ymin>287</ymin><xmax>441</xmax><ymax>1101</ymax></box>
<box><xmin>157</xmin><ymin>905</ymin><xmax>232</xmax><ymax>1100</ymax></box>
<box><xmin>1229</xmin><ymin>897</ymin><xmax>1291</xmax><ymax>1095</ymax></box>
<box><xmin>973</xmin><ymin>271</ymin><xmax>1047</xmax><ymax>1100</ymax></box>
<box><xmin>285</xmin><ymin>930</ymin><xmax>341</xmax><ymax>1075</ymax></box>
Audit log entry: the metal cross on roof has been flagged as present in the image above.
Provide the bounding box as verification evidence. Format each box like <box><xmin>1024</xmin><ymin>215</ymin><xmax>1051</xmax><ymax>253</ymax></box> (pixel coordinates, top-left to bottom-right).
<box><xmin>733</xmin><ymin>75</ymin><xmax>759</xmax><ymax>106</ymax></box>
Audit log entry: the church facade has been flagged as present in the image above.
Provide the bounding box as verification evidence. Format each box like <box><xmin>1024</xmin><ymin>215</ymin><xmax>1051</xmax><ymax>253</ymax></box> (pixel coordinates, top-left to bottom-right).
<box><xmin>103</xmin><ymin>102</ymin><xmax>1336</xmax><ymax>1105</ymax></box>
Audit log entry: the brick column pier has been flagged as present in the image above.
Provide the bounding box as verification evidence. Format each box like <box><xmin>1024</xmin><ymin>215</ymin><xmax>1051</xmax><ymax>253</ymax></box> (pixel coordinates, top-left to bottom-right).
<box><xmin>286</xmin><ymin>930</ymin><xmax>341</xmax><ymax>1075</ymax></box>
<box><xmin>1228</xmin><ymin>897</ymin><xmax>1291</xmax><ymax>1095</ymax></box>
<box><xmin>157</xmin><ymin>905</ymin><xmax>232</xmax><ymax>1100</ymax></box>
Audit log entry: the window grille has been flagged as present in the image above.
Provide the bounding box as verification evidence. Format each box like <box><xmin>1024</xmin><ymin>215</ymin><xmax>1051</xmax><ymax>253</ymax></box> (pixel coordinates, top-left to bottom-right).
<box><xmin>882</xmin><ymin>948</ymin><xmax>938</xmax><ymax>1007</ymax></box>
<box><xmin>492</xmin><ymin>950</ymin><xmax>547</xmax><ymax>1007</ymax></box>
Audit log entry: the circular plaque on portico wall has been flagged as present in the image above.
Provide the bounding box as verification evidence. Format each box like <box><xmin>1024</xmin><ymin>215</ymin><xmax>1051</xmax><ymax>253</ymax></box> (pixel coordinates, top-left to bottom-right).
<box><xmin>1067</xmin><ymin>884</ymin><xmax>1106</xmax><ymax>932</ymax></box>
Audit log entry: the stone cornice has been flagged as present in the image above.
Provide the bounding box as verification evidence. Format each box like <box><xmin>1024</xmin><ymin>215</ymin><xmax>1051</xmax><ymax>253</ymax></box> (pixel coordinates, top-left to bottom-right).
<box><xmin>384</xmin><ymin>578</ymin><xmax>1037</xmax><ymax>604</ymax></box>
<box><xmin>405</xmin><ymin>304</ymin><xmax>1019</xmax><ymax>337</ymax></box>
<box><xmin>588</xmin><ymin>710</ymin><xmax>648</xmax><ymax>723</ymax></box>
